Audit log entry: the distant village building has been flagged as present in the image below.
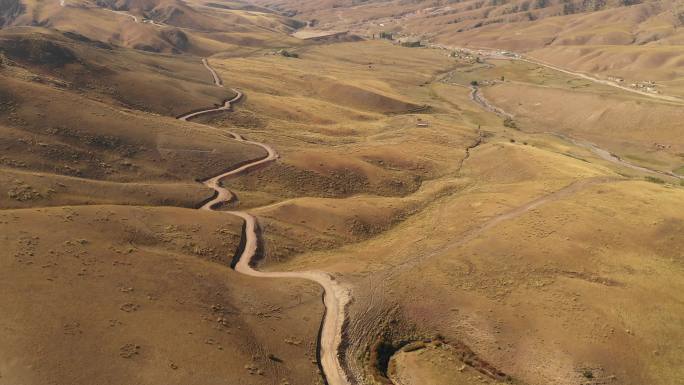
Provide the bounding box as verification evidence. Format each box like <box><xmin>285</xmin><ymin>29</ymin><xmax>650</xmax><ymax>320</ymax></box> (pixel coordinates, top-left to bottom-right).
<box><xmin>630</xmin><ymin>80</ymin><xmax>660</xmax><ymax>94</ymax></box>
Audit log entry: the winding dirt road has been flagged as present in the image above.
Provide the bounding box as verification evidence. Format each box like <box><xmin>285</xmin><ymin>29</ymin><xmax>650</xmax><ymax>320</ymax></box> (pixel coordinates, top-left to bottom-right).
<box><xmin>202</xmin><ymin>58</ymin><xmax>223</xmax><ymax>87</ymax></box>
<box><xmin>180</xmin><ymin>59</ymin><xmax>352</xmax><ymax>385</ymax></box>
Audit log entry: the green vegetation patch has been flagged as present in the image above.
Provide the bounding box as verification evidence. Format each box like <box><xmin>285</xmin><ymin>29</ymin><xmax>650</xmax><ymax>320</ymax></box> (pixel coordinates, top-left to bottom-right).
<box><xmin>673</xmin><ymin>165</ymin><xmax>684</xmax><ymax>175</ymax></box>
<box><xmin>644</xmin><ymin>176</ymin><xmax>666</xmax><ymax>185</ymax></box>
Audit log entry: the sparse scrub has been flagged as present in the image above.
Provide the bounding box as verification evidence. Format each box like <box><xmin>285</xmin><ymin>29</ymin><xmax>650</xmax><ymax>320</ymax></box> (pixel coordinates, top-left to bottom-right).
<box><xmin>7</xmin><ymin>180</ymin><xmax>43</xmax><ymax>202</ymax></box>
<box><xmin>379</xmin><ymin>31</ymin><xmax>393</xmax><ymax>40</ymax></box>
<box><xmin>402</xmin><ymin>341</ymin><xmax>426</xmax><ymax>352</ymax></box>
<box><xmin>400</xmin><ymin>41</ymin><xmax>421</xmax><ymax>48</ymax></box>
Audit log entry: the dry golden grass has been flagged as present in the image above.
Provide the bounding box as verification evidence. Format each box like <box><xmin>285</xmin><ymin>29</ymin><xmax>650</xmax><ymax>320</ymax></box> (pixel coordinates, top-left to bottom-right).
<box><xmin>202</xmin><ymin>43</ymin><xmax>683</xmax><ymax>385</ymax></box>
<box><xmin>389</xmin><ymin>343</ymin><xmax>510</xmax><ymax>385</ymax></box>
<box><xmin>1</xmin><ymin>8</ymin><xmax>683</xmax><ymax>385</ymax></box>
<box><xmin>0</xmin><ymin>60</ymin><xmax>265</xmax><ymax>185</ymax></box>
<box><xmin>0</xmin><ymin>168</ymin><xmax>213</xmax><ymax>208</ymax></box>
<box><xmin>0</xmin><ymin>205</ymin><xmax>322</xmax><ymax>385</ymax></box>
<box><xmin>476</xmin><ymin>60</ymin><xmax>684</xmax><ymax>175</ymax></box>
<box><xmin>384</xmin><ymin>179</ymin><xmax>684</xmax><ymax>385</ymax></box>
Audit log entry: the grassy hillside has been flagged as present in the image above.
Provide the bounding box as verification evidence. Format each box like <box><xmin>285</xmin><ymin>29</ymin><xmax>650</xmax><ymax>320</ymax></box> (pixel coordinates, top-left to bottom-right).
<box><xmin>0</xmin><ymin>14</ymin><xmax>322</xmax><ymax>384</ymax></box>
<box><xmin>3</xmin><ymin>0</ymin><xmax>304</xmax><ymax>54</ymax></box>
<box><xmin>0</xmin><ymin>205</ymin><xmax>323</xmax><ymax>385</ymax></box>
<box><xmin>253</xmin><ymin>0</ymin><xmax>684</xmax><ymax>87</ymax></box>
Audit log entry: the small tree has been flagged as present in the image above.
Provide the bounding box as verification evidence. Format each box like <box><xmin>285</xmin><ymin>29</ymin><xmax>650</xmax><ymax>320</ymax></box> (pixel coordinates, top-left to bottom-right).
<box><xmin>379</xmin><ymin>31</ymin><xmax>393</xmax><ymax>40</ymax></box>
<box><xmin>280</xmin><ymin>50</ymin><xmax>299</xmax><ymax>58</ymax></box>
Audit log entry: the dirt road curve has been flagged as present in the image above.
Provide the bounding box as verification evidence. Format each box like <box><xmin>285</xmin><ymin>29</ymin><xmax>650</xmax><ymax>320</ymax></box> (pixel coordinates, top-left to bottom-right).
<box><xmin>178</xmin><ymin>90</ymin><xmax>242</xmax><ymax>122</ymax></box>
<box><xmin>181</xmin><ymin>59</ymin><xmax>352</xmax><ymax>385</ymax></box>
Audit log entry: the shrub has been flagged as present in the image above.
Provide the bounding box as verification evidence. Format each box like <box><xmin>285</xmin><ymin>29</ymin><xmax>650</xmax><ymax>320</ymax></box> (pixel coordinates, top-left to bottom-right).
<box><xmin>267</xmin><ymin>353</ymin><xmax>282</xmax><ymax>362</ymax></box>
<box><xmin>503</xmin><ymin>117</ymin><xmax>517</xmax><ymax>128</ymax></box>
<box><xmin>280</xmin><ymin>50</ymin><xmax>299</xmax><ymax>58</ymax></box>
<box><xmin>470</xmin><ymin>80</ymin><xmax>478</xmax><ymax>86</ymax></box>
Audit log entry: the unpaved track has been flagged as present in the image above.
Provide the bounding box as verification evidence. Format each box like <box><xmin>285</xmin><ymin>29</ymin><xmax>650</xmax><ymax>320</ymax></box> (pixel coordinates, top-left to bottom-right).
<box><xmin>429</xmin><ymin>43</ymin><xmax>684</xmax><ymax>105</ymax></box>
<box><xmin>467</xmin><ymin>71</ymin><xmax>682</xmax><ymax>181</ymax></box>
<box><xmin>181</xmin><ymin>59</ymin><xmax>352</xmax><ymax>385</ymax></box>
<box><xmin>202</xmin><ymin>58</ymin><xmax>223</xmax><ymax>87</ymax></box>
<box><xmin>178</xmin><ymin>90</ymin><xmax>242</xmax><ymax>122</ymax></box>
<box><xmin>518</xmin><ymin>56</ymin><xmax>684</xmax><ymax>105</ymax></box>
<box><xmin>549</xmin><ymin>132</ymin><xmax>682</xmax><ymax>181</ymax></box>
<box><xmin>383</xmin><ymin>177</ymin><xmax>612</xmax><ymax>277</ymax></box>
